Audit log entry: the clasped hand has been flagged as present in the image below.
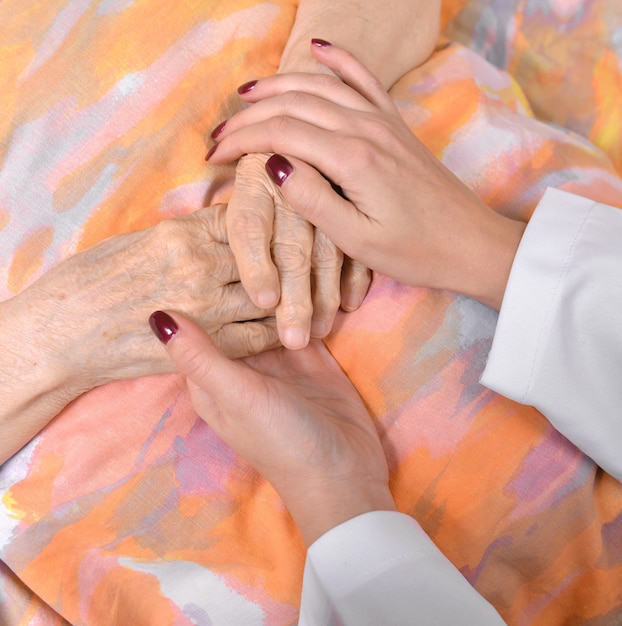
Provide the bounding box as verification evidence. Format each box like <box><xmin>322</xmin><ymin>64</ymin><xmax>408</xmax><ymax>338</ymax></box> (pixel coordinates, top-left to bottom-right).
<box><xmin>155</xmin><ymin>312</ymin><xmax>395</xmax><ymax>547</ymax></box>
<box><xmin>208</xmin><ymin>42</ymin><xmax>525</xmax><ymax>311</ymax></box>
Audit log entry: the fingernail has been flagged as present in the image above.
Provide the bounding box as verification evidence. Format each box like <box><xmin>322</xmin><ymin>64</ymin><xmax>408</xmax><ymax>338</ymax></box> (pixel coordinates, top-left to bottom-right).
<box><xmin>282</xmin><ymin>328</ymin><xmax>308</xmax><ymax>350</ymax></box>
<box><xmin>205</xmin><ymin>144</ymin><xmax>218</xmax><ymax>161</ymax></box>
<box><xmin>265</xmin><ymin>154</ymin><xmax>293</xmax><ymax>187</ymax></box>
<box><xmin>237</xmin><ymin>80</ymin><xmax>257</xmax><ymax>95</ymax></box>
<box><xmin>210</xmin><ymin>120</ymin><xmax>226</xmax><ymax>139</ymax></box>
<box><xmin>149</xmin><ymin>311</ymin><xmax>179</xmax><ymax>345</ymax></box>
<box><xmin>342</xmin><ymin>294</ymin><xmax>364</xmax><ymax>312</ymax></box>
<box><xmin>311</xmin><ymin>320</ymin><xmax>329</xmax><ymax>338</ymax></box>
<box><xmin>257</xmin><ymin>290</ymin><xmax>278</xmax><ymax>308</ymax></box>
<box><xmin>311</xmin><ymin>38</ymin><xmax>332</xmax><ymax>48</ymax></box>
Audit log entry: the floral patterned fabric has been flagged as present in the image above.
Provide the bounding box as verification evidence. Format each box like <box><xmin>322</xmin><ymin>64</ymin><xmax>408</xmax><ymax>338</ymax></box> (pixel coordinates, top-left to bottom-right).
<box><xmin>1</xmin><ymin>1</ymin><xmax>621</xmax><ymax>624</ymax></box>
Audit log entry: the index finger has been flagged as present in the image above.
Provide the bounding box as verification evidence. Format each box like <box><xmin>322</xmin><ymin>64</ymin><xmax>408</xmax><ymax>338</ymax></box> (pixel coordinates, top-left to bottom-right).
<box><xmin>227</xmin><ymin>154</ymin><xmax>281</xmax><ymax>309</ymax></box>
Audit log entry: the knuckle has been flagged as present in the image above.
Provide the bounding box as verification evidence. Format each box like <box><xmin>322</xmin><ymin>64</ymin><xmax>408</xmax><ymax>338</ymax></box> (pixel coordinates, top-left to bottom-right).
<box><xmin>282</xmin><ymin>89</ymin><xmax>305</xmax><ymax>112</ymax></box>
<box><xmin>313</xmin><ymin>285</ymin><xmax>341</xmax><ymax>316</ymax></box>
<box><xmin>315</xmin><ymin>73</ymin><xmax>343</xmax><ymax>91</ymax></box>
<box><xmin>219</xmin><ymin>322</ymin><xmax>277</xmax><ymax>358</ymax></box>
<box><xmin>272</xmin><ymin>239</ymin><xmax>311</xmax><ymax>275</ymax></box>
<box><xmin>268</xmin><ymin>115</ymin><xmax>294</xmax><ymax>139</ymax></box>
<box><xmin>312</xmin><ymin>232</ymin><xmax>343</xmax><ymax>269</ymax></box>
<box><xmin>344</xmin><ymin>138</ymin><xmax>376</xmax><ymax>172</ymax></box>
<box><xmin>227</xmin><ymin>208</ymin><xmax>271</xmax><ymax>242</ymax></box>
<box><xmin>151</xmin><ymin>217</ymin><xmax>182</xmax><ymax>246</ymax></box>
<box><xmin>278</xmin><ymin>299</ymin><xmax>312</xmax><ymax>327</ymax></box>
<box><xmin>236</xmin><ymin>152</ymin><xmax>270</xmax><ymax>175</ymax></box>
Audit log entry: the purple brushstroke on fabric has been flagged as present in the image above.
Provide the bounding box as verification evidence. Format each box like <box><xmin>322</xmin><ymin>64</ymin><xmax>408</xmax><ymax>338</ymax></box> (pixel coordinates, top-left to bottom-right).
<box><xmin>505</xmin><ymin>425</ymin><xmax>593</xmax><ymax>517</ymax></box>
<box><xmin>460</xmin><ymin>535</ymin><xmax>514</xmax><ymax>584</ymax></box>
<box><xmin>134</xmin><ymin>403</ymin><xmax>177</xmax><ymax>470</ymax></box>
<box><xmin>174</xmin><ymin>421</ymin><xmax>238</xmax><ymax>496</ymax></box>
<box><xmin>600</xmin><ymin>510</ymin><xmax>622</xmax><ymax>568</ymax></box>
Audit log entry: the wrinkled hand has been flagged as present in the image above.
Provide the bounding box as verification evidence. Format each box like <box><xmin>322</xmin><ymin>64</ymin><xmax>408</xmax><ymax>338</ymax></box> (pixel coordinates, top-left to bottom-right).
<box><xmin>153</xmin><ymin>310</ymin><xmax>395</xmax><ymax>547</ymax></box>
<box><xmin>208</xmin><ymin>43</ymin><xmax>526</xmax><ymax>310</ymax></box>
<box><xmin>13</xmin><ymin>204</ymin><xmax>279</xmax><ymax>391</ymax></box>
<box><xmin>225</xmin><ymin>153</ymin><xmax>371</xmax><ymax>350</ymax></box>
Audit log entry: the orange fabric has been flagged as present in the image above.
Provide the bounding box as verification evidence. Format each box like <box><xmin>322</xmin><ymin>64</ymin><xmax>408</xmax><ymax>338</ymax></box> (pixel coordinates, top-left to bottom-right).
<box><xmin>1</xmin><ymin>1</ymin><xmax>621</xmax><ymax>624</ymax></box>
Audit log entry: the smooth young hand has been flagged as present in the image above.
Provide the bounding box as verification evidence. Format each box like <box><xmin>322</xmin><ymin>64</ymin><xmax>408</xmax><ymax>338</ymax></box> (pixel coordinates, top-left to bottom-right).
<box><xmin>151</xmin><ymin>310</ymin><xmax>395</xmax><ymax>547</ymax></box>
<box><xmin>207</xmin><ymin>42</ymin><xmax>526</xmax><ymax>310</ymax></box>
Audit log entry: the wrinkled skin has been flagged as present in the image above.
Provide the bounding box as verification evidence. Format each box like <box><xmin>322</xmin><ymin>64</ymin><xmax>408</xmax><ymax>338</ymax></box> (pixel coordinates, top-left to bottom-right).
<box><xmin>1</xmin><ymin>204</ymin><xmax>278</xmax><ymax>463</ymax></box>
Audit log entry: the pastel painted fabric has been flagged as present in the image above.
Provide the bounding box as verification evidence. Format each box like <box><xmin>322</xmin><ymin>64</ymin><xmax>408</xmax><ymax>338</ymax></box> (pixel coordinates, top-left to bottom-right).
<box><xmin>1</xmin><ymin>1</ymin><xmax>621</xmax><ymax>624</ymax></box>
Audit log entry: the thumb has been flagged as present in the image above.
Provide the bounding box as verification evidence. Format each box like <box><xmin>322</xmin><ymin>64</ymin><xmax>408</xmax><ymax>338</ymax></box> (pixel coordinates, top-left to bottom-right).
<box><xmin>148</xmin><ymin>310</ymin><xmax>258</xmax><ymax>408</ymax></box>
<box><xmin>265</xmin><ymin>154</ymin><xmax>368</xmax><ymax>261</ymax></box>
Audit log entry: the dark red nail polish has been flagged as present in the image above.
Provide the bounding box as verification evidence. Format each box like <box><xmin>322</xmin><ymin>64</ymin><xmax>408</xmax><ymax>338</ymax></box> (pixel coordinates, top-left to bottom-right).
<box><xmin>265</xmin><ymin>154</ymin><xmax>293</xmax><ymax>187</ymax></box>
<box><xmin>237</xmin><ymin>80</ymin><xmax>257</xmax><ymax>95</ymax></box>
<box><xmin>149</xmin><ymin>311</ymin><xmax>178</xmax><ymax>345</ymax></box>
<box><xmin>210</xmin><ymin>120</ymin><xmax>226</xmax><ymax>139</ymax></box>
<box><xmin>205</xmin><ymin>144</ymin><xmax>218</xmax><ymax>161</ymax></box>
<box><xmin>311</xmin><ymin>38</ymin><xmax>332</xmax><ymax>48</ymax></box>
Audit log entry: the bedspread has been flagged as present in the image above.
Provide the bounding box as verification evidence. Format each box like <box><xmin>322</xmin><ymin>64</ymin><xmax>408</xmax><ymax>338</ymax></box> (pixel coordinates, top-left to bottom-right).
<box><xmin>1</xmin><ymin>1</ymin><xmax>621</xmax><ymax>624</ymax></box>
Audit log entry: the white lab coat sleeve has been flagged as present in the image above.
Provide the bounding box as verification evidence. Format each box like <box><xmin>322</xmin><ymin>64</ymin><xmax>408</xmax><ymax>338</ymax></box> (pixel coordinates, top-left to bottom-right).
<box><xmin>481</xmin><ymin>187</ymin><xmax>622</xmax><ymax>482</ymax></box>
<box><xmin>299</xmin><ymin>511</ymin><xmax>504</xmax><ymax>625</ymax></box>
<box><xmin>299</xmin><ymin>188</ymin><xmax>622</xmax><ymax>625</ymax></box>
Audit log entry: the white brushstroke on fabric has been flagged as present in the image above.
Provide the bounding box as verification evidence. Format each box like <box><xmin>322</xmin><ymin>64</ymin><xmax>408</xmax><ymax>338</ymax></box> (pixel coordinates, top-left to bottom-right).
<box><xmin>18</xmin><ymin>0</ymin><xmax>91</xmax><ymax>83</ymax></box>
<box><xmin>119</xmin><ymin>557</ymin><xmax>266</xmax><ymax>625</ymax></box>
<box><xmin>98</xmin><ymin>0</ymin><xmax>136</xmax><ymax>15</ymax></box>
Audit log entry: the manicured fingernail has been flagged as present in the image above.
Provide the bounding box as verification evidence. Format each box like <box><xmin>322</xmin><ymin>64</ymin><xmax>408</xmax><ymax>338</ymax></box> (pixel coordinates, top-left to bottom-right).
<box><xmin>149</xmin><ymin>311</ymin><xmax>178</xmax><ymax>345</ymax></box>
<box><xmin>265</xmin><ymin>154</ymin><xmax>293</xmax><ymax>187</ymax></box>
<box><xmin>257</xmin><ymin>290</ymin><xmax>278</xmax><ymax>308</ymax></box>
<box><xmin>282</xmin><ymin>328</ymin><xmax>307</xmax><ymax>350</ymax></box>
<box><xmin>210</xmin><ymin>120</ymin><xmax>226</xmax><ymax>139</ymax></box>
<box><xmin>311</xmin><ymin>38</ymin><xmax>332</xmax><ymax>48</ymax></box>
<box><xmin>237</xmin><ymin>80</ymin><xmax>257</xmax><ymax>95</ymax></box>
<box><xmin>205</xmin><ymin>144</ymin><xmax>218</xmax><ymax>161</ymax></box>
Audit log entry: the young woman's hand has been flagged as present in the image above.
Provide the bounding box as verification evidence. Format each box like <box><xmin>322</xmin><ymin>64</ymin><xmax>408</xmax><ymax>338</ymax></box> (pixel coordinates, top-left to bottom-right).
<box><xmin>208</xmin><ymin>42</ymin><xmax>526</xmax><ymax>311</ymax></box>
<box><xmin>151</xmin><ymin>310</ymin><xmax>395</xmax><ymax>547</ymax></box>
<box><xmin>217</xmin><ymin>1</ymin><xmax>442</xmax><ymax>351</ymax></box>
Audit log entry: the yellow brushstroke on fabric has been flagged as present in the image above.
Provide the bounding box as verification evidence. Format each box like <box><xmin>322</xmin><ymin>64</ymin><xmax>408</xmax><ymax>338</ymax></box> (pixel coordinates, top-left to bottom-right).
<box><xmin>1</xmin><ymin>491</ymin><xmax>27</xmax><ymax>521</ymax></box>
<box><xmin>7</xmin><ymin>226</ymin><xmax>54</xmax><ymax>294</ymax></box>
<box><xmin>479</xmin><ymin>74</ymin><xmax>533</xmax><ymax>116</ymax></box>
<box><xmin>591</xmin><ymin>48</ymin><xmax>622</xmax><ymax>174</ymax></box>
<box><xmin>6</xmin><ymin>453</ymin><xmax>63</xmax><ymax>524</ymax></box>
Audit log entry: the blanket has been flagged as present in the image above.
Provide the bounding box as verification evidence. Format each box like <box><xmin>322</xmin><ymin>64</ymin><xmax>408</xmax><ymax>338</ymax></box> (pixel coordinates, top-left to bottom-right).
<box><xmin>1</xmin><ymin>1</ymin><xmax>621</xmax><ymax>624</ymax></box>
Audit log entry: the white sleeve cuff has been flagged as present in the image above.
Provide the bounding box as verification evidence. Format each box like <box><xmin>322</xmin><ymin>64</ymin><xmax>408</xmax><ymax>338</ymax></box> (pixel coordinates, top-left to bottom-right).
<box><xmin>299</xmin><ymin>511</ymin><xmax>503</xmax><ymax>625</ymax></box>
<box><xmin>481</xmin><ymin>187</ymin><xmax>622</xmax><ymax>480</ymax></box>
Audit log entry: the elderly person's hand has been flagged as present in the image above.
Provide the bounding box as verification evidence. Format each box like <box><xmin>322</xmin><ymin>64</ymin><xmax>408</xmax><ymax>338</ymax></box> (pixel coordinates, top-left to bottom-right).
<box><xmin>223</xmin><ymin>152</ymin><xmax>369</xmax><ymax>351</ymax></box>
<box><xmin>0</xmin><ymin>204</ymin><xmax>278</xmax><ymax>463</ymax></box>
<box><xmin>150</xmin><ymin>310</ymin><xmax>395</xmax><ymax>547</ymax></box>
<box><xmin>207</xmin><ymin>43</ymin><xmax>526</xmax><ymax>311</ymax></box>
<box><xmin>216</xmin><ymin>0</ymin><xmax>442</xmax><ymax>350</ymax></box>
